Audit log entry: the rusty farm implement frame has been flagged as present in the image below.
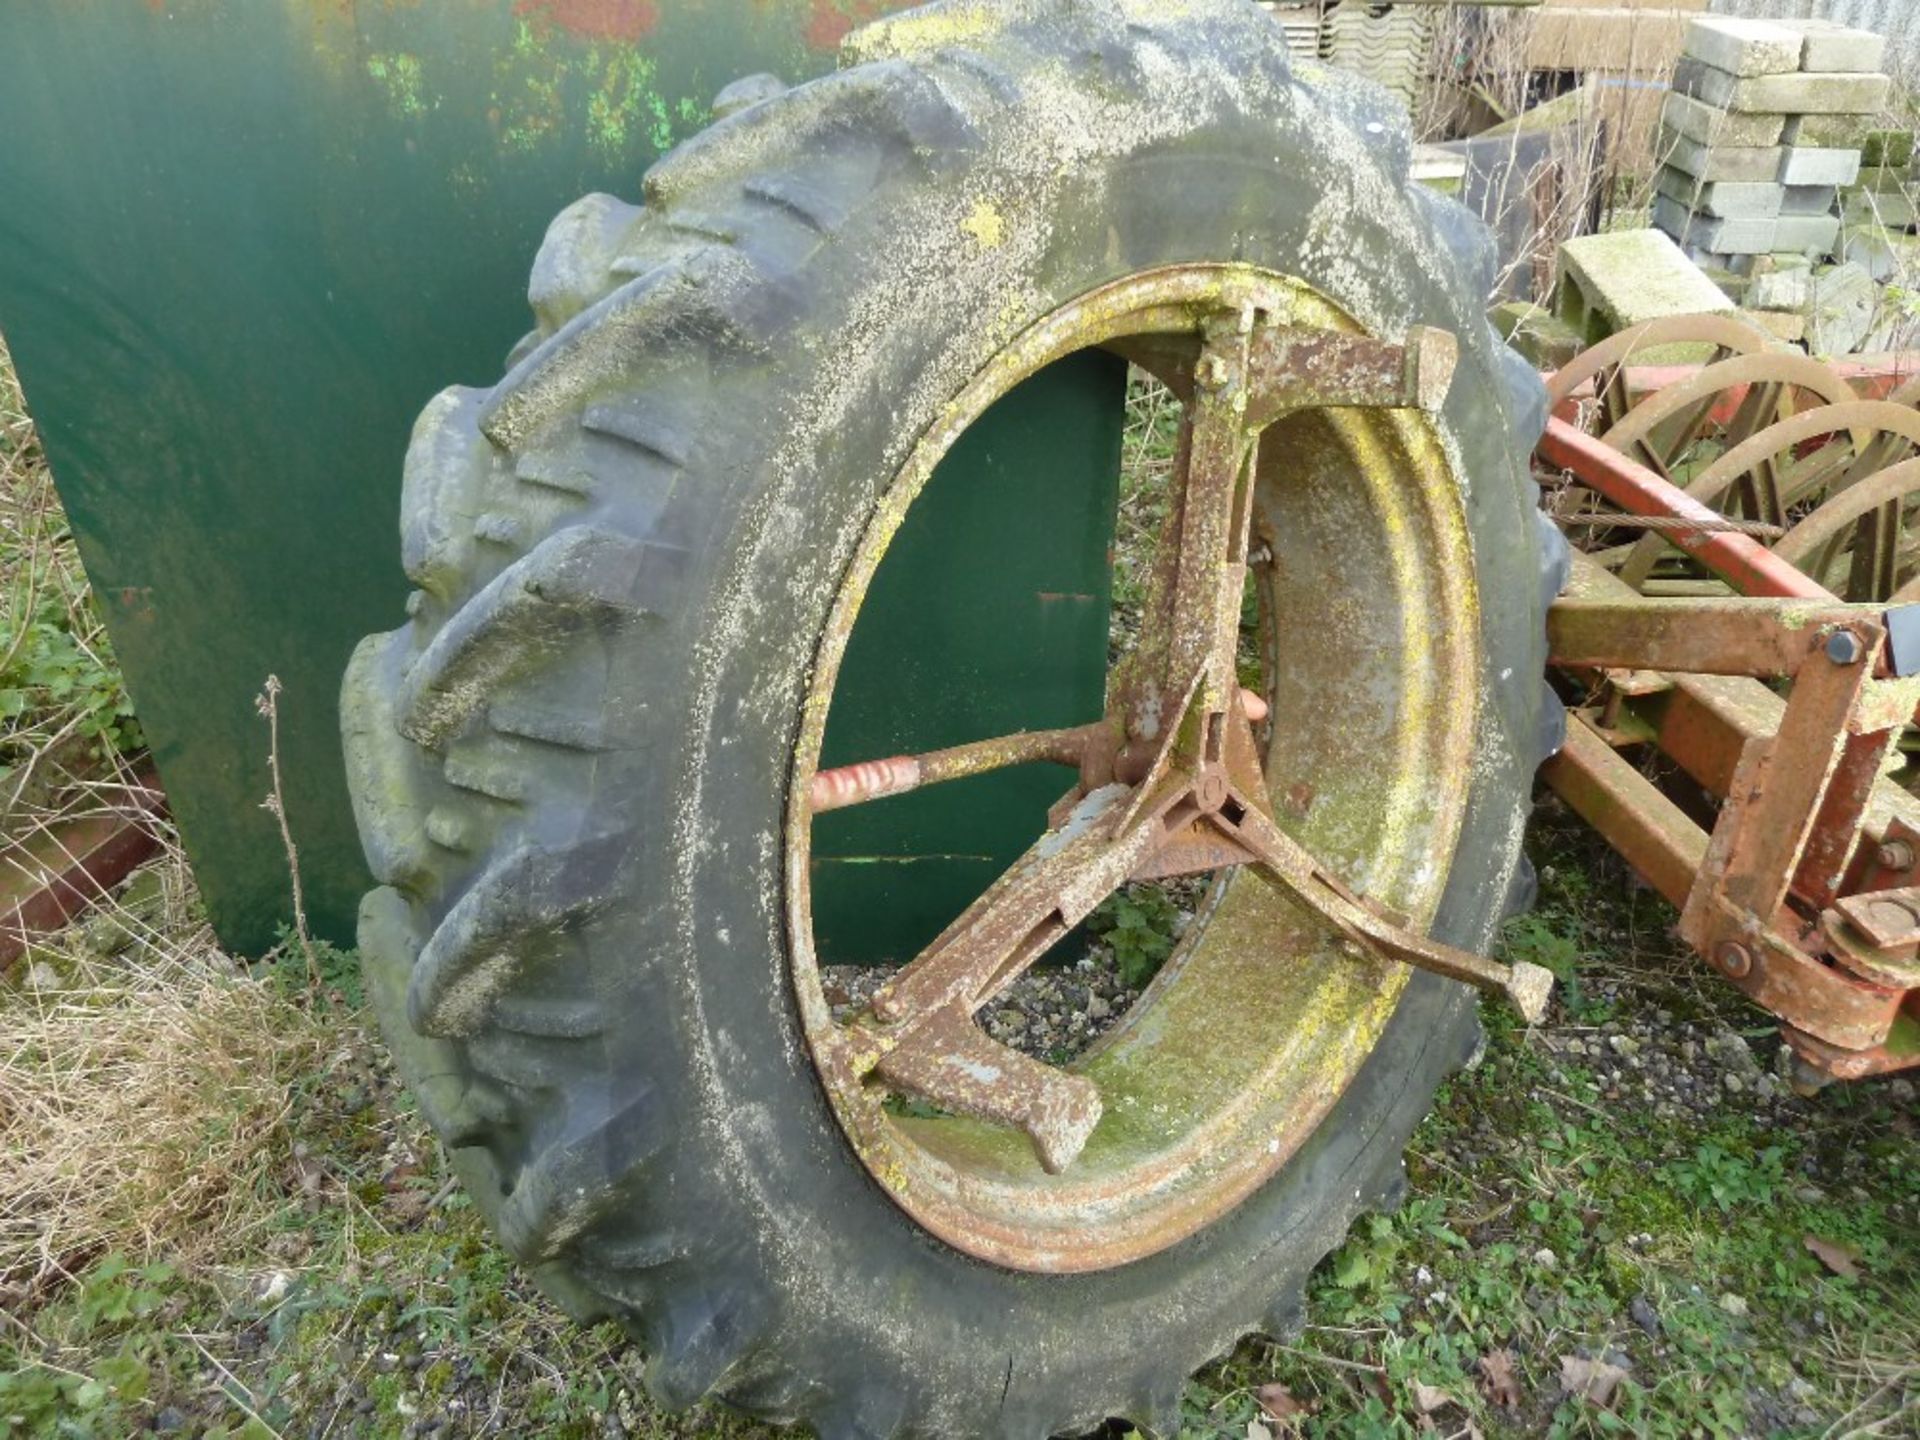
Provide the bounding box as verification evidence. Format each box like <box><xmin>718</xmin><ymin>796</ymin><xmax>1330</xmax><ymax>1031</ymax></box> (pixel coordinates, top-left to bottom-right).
<box><xmin>1538</xmin><ymin>315</ymin><xmax>1920</xmax><ymax>1092</ymax></box>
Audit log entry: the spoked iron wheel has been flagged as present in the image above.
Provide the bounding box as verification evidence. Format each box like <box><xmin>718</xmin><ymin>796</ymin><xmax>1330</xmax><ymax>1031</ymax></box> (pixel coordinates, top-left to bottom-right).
<box><xmin>1548</xmin><ymin>316</ymin><xmax>1920</xmax><ymax>602</ymax></box>
<box><xmin>342</xmin><ymin>2</ymin><xmax>1566</xmax><ymax>1433</ymax></box>
<box><xmin>790</xmin><ymin>267</ymin><xmax>1542</xmax><ymax>1270</ymax></box>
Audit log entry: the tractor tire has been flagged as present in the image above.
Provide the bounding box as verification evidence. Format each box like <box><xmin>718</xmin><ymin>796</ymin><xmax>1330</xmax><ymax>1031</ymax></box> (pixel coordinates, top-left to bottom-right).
<box><xmin>340</xmin><ymin>2</ymin><xmax>1566</xmax><ymax>1435</ymax></box>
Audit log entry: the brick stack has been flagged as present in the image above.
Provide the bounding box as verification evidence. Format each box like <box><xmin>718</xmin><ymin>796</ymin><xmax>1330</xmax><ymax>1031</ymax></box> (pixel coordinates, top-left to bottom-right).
<box><xmin>1652</xmin><ymin>15</ymin><xmax>1891</xmax><ymax>271</ymax></box>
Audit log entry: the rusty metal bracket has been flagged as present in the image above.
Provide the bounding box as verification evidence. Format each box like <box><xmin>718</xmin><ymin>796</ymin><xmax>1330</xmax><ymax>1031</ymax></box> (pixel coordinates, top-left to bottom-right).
<box><xmin>1214</xmin><ymin>796</ymin><xmax>1555</xmax><ymax>1024</ymax></box>
<box><xmin>870</xmin><ymin>1005</ymin><xmax>1103</xmax><ymax>1175</ymax></box>
<box><xmin>1548</xmin><ymin>595</ymin><xmax>1920</xmax><ymax>679</ymax></box>
<box><xmin>1542</xmin><ymin>389</ymin><xmax>1920</xmax><ymax>1075</ymax></box>
<box><xmin>1242</xmin><ymin>325</ymin><xmax>1458</xmax><ymax>425</ymax></box>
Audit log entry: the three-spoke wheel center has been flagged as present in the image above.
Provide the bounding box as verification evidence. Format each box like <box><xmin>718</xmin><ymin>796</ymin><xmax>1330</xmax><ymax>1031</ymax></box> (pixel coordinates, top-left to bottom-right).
<box><xmin>785</xmin><ymin>267</ymin><xmax>1552</xmax><ymax>1269</ymax></box>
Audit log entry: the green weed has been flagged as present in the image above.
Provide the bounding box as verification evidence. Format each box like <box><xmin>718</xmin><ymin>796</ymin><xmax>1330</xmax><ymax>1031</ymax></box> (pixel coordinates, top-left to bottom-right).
<box><xmin>1088</xmin><ymin>883</ymin><xmax>1181</xmax><ymax>987</ymax></box>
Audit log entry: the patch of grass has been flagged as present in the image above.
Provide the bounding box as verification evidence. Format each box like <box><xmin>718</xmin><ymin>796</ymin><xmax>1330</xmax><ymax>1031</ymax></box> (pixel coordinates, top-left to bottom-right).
<box><xmin>1</xmin><ymin>916</ymin><xmax>772</xmax><ymax>1439</ymax></box>
<box><xmin>1175</xmin><ymin>808</ymin><xmax>1918</xmax><ymax>1439</ymax></box>
<box><xmin>9</xmin><ymin>811</ymin><xmax>1911</xmax><ymax>1438</ymax></box>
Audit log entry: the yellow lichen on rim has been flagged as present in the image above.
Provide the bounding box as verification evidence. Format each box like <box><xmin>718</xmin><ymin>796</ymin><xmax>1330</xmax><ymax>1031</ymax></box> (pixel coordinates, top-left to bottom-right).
<box><xmin>784</xmin><ymin>264</ymin><xmax>1482</xmax><ymax>1273</ymax></box>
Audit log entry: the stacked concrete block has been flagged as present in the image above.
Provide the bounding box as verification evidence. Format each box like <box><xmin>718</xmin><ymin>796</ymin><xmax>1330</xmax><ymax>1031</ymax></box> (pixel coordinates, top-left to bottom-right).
<box><xmin>1553</xmin><ymin>229</ymin><xmax>1736</xmax><ymax>362</ymax></box>
<box><xmin>1652</xmin><ymin>15</ymin><xmax>1899</xmax><ymax>269</ymax></box>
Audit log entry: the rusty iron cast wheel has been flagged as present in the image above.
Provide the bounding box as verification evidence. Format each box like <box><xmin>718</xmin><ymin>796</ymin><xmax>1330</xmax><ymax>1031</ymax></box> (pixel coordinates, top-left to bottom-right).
<box><xmin>787</xmin><ymin>265</ymin><xmax>1486</xmax><ymax>1272</ymax></box>
<box><xmin>340</xmin><ymin>2</ymin><xmax>1566</xmax><ymax>1435</ymax></box>
<box><xmin>1548</xmin><ymin>319</ymin><xmax>1920</xmax><ymax>602</ymax></box>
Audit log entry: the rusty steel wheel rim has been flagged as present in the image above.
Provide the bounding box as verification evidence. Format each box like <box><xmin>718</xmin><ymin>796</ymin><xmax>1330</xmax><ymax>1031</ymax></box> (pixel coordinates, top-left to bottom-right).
<box><xmin>784</xmin><ymin>265</ymin><xmax>1482</xmax><ymax>1272</ymax></box>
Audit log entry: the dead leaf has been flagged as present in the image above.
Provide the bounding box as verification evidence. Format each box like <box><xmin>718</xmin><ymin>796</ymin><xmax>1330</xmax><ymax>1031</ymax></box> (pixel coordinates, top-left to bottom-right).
<box><xmin>1560</xmin><ymin>1355</ymin><xmax>1629</xmax><ymax>1408</ymax></box>
<box><xmin>1254</xmin><ymin>1382</ymin><xmax>1310</xmax><ymax>1431</ymax></box>
<box><xmin>1245</xmin><ymin>1421</ymin><xmax>1271</xmax><ymax>1440</ymax></box>
<box><xmin>383</xmin><ymin>1185</ymin><xmax>433</xmax><ymax>1224</ymax></box>
<box><xmin>1478</xmin><ymin>1349</ymin><xmax>1523</xmax><ymax>1409</ymax></box>
<box><xmin>1804</xmin><ymin>1234</ymin><xmax>1861</xmax><ymax>1279</ymax></box>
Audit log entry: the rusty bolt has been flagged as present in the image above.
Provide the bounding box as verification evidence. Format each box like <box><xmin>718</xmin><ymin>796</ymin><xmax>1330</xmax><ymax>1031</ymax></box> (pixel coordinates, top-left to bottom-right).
<box><xmin>1878</xmin><ymin>839</ymin><xmax>1915</xmax><ymax>871</ymax></box>
<box><xmin>1715</xmin><ymin>941</ymin><xmax>1753</xmax><ymax>978</ymax></box>
<box><xmin>1825</xmin><ymin>629</ymin><xmax>1864</xmax><ymax>665</ymax></box>
<box><xmin>1195</xmin><ymin>771</ymin><xmax>1230</xmax><ymax>813</ymax></box>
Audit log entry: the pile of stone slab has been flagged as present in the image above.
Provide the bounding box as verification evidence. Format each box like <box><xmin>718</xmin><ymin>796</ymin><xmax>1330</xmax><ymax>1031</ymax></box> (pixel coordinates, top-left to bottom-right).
<box><xmin>1653</xmin><ymin>14</ymin><xmax>1893</xmax><ymax>270</ymax></box>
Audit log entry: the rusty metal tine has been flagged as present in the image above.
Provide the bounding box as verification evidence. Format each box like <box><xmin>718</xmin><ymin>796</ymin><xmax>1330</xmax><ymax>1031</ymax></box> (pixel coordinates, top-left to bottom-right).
<box><xmin>1217</xmin><ymin>792</ymin><xmax>1554</xmax><ymax>1024</ymax></box>
<box><xmin>872</xmin><ymin>1008</ymin><xmax>1103</xmax><ymax>1174</ymax></box>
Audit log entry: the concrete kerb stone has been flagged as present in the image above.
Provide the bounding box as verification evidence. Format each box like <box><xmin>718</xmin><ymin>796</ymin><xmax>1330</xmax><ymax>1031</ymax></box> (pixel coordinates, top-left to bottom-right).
<box><xmin>1779</xmin><ymin>147</ymin><xmax>1862</xmax><ymax>188</ymax></box>
<box><xmin>1808</xmin><ymin>260</ymin><xmax>1876</xmax><ymax>354</ymax></box>
<box><xmin>1653</xmin><ymin>167</ymin><xmax>1784</xmax><ymax>220</ymax></box>
<box><xmin>1653</xmin><ymin>194</ymin><xmax>1779</xmax><ymax>256</ymax></box>
<box><xmin>1661</xmin><ymin>127</ymin><xmax>1785</xmax><ymax>184</ymax></box>
<box><xmin>1682</xmin><ymin>16</ymin><xmax>1803</xmax><ymax>78</ymax></box>
<box><xmin>1782</xmin><ymin>185</ymin><xmax>1838</xmax><ymax>217</ymax></box>
<box><xmin>1662</xmin><ymin>90</ymin><xmax>1785</xmax><ymax>149</ymax></box>
<box><xmin>1842</xmin><ymin>224</ymin><xmax>1920</xmax><ymax>284</ymax></box>
<box><xmin>1863</xmin><ymin>131</ymin><xmax>1916</xmax><ymax>170</ymax></box>
<box><xmin>1792</xmin><ymin>19</ymin><xmax>1888</xmax><ymax>76</ymax></box>
<box><xmin>1774</xmin><ymin>213</ymin><xmax>1842</xmax><ymax>256</ymax></box>
<box><xmin>1491</xmin><ymin>300</ymin><xmax>1585</xmax><ymax>371</ymax></box>
<box><xmin>1786</xmin><ymin>113</ymin><xmax>1902</xmax><ymax>158</ymax></box>
<box><xmin>1843</xmin><ymin>188</ymin><xmax>1919</xmax><ymax>230</ymax></box>
<box><xmin>1748</xmin><ymin>267</ymin><xmax>1811</xmax><ymax>311</ymax></box>
<box><xmin>1855</xmin><ymin>165</ymin><xmax>1917</xmax><ymax>195</ymax></box>
<box><xmin>1671</xmin><ymin>59</ymin><xmax>1892</xmax><ymax>118</ymax></box>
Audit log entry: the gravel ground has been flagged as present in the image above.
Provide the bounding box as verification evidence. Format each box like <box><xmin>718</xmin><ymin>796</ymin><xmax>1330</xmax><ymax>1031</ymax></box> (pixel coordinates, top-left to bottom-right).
<box><xmin>821</xmin><ymin>874</ymin><xmax>1216</xmax><ymax>1064</ymax></box>
<box><xmin>823</xmin><ymin>949</ymin><xmax>1144</xmax><ymax>1062</ymax></box>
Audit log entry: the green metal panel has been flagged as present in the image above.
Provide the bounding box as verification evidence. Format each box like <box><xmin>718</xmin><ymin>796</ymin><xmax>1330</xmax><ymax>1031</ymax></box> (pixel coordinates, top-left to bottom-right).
<box><xmin>814</xmin><ymin>351</ymin><xmax>1125</xmax><ymax>965</ymax></box>
<box><xmin>0</xmin><ymin>0</ymin><xmax>1121</xmax><ymax>954</ymax></box>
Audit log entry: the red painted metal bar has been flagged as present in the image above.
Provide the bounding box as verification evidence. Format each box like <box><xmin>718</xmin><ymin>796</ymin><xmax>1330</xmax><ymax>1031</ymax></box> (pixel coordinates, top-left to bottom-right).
<box><xmin>1538</xmin><ymin>415</ymin><xmax>1834</xmax><ymax>601</ymax></box>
